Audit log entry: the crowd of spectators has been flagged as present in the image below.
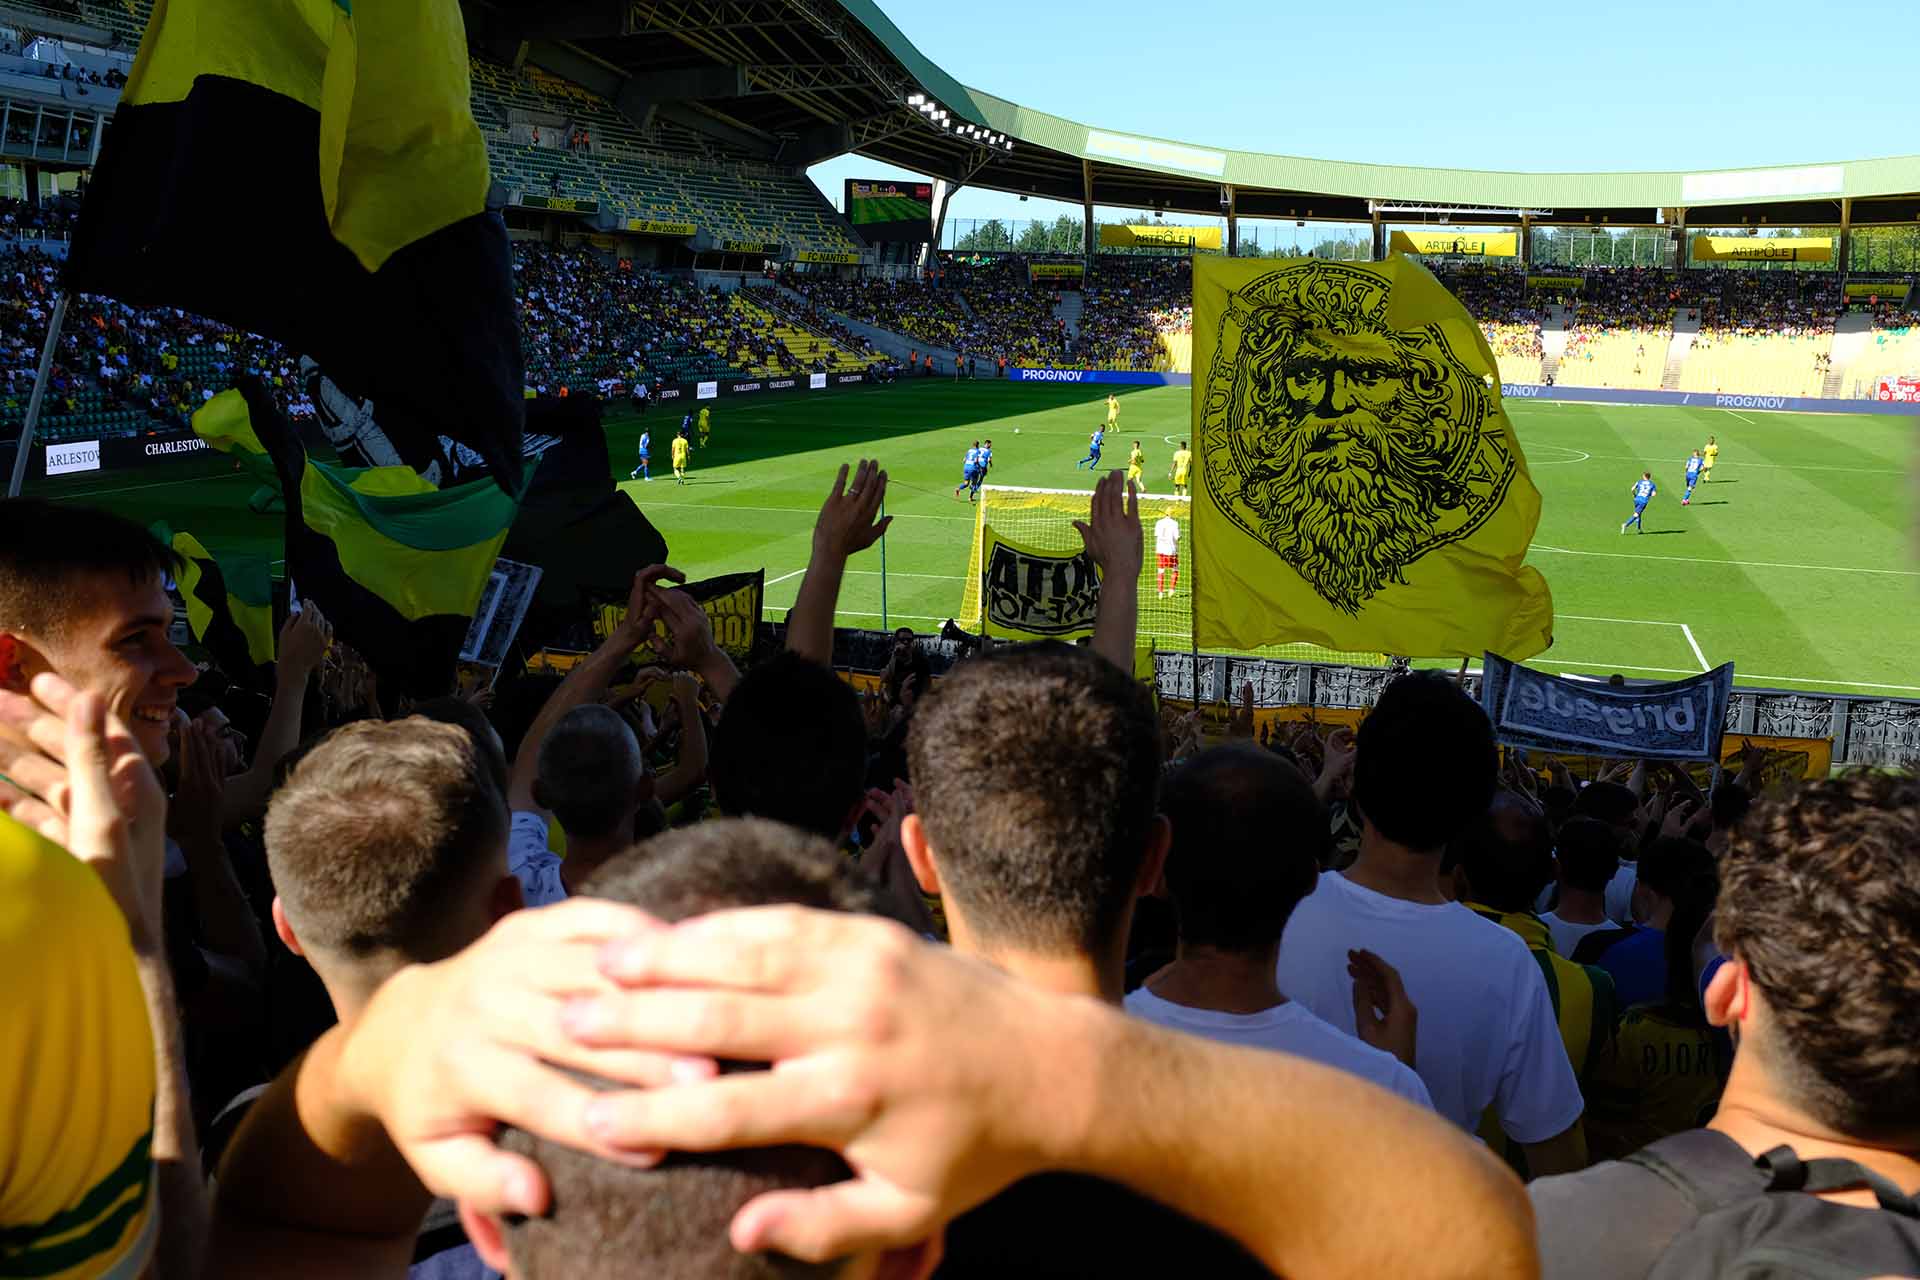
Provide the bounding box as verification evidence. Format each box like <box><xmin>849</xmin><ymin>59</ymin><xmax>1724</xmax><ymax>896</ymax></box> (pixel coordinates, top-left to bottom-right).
<box><xmin>3</xmin><ymin>469</ymin><xmax>1917</xmax><ymax>1280</ymax></box>
<box><xmin>1076</xmin><ymin>256</ymin><xmax>1192</xmax><ymax>370</ymax></box>
<box><xmin>786</xmin><ymin>274</ymin><xmax>968</xmax><ymax>351</ymax></box>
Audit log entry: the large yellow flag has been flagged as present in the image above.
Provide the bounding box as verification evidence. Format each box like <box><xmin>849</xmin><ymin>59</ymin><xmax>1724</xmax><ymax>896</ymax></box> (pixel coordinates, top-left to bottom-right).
<box><xmin>1191</xmin><ymin>256</ymin><xmax>1554</xmax><ymax>658</ymax></box>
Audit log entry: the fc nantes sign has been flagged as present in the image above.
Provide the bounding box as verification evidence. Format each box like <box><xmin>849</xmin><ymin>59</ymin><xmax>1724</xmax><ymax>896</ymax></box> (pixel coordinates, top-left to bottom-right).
<box><xmin>1191</xmin><ymin>256</ymin><xmax>1553</xmax><ymax>658</ymax></box>
<box><xmin>980</xmin><ymin>525</ymin><xmax>1102</xmax><ymax>640</ymax></box>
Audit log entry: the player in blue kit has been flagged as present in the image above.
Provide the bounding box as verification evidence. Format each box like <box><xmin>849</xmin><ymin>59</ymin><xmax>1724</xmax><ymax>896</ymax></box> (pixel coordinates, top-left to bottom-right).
<box><xmin>1622</xmin><ymin>472</ymin><xmax>1657</xmax><ymax>533</ymax></box>
<box><xmin>1077</xmin><ymin>425</ymin><xmax>1106</xmax><ymax>469</ymax></box>
<box><xmin>969</xmin><ymin>438</ymin><xmax>993</xmax><ymax>502</ymax></box>
<box><xmin>1681</xmin><ymin>450</ymin><xmax>1703</xmax><ymax>505</ymax></box>
<box><xmin>628</xmin><ymin>429</ymin><xmax>651</xmax><ymax>481</ymax></box>
<box><xmin>954</xmin><ymin>440</ymin><xmax>982</xmax><ymax>499</ymax></box>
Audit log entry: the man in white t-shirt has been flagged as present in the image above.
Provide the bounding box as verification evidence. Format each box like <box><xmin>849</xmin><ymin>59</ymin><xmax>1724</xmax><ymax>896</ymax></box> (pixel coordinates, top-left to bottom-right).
<box><xmin>1540</xmin><ymin>816</ymin><xmax>1619</xmax><ymax>957</ymax></box>
<box><xmin>1128</xmin><ymin>743</ymin><xmax>1433</xmax><ymax>1109</ymax></box>
<box><xmin>1276</xmin><ymin>673</ymin><xmax>1588</xmax><ymax>1174</ymax></box>
<box><xmin>1153</xmin><ymin>513</ymin><xmax>1181</xmax><ymax>598</ymax></box>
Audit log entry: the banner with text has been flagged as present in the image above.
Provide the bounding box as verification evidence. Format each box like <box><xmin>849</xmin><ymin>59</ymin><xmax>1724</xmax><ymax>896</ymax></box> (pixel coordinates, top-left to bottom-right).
<box><xmin>1846</xmin><ymin>281</ymin><xmax>1911</xmax><ymax>300</ymax></box>
<box><xmin>518</xmin><ymin>194</ymin><xmax>599</xmax><ymax>214</ymax></box>
<box><xmin>720</xmin><ymin>239</ymin><xmax>780</xmax><ymax>255</ymax></box>
<box><xmin>795</xmin><ymin>249</ymin><xmax>862</xmax><ymax>265</ymax></box>
<box><xmin>1099</xmin><ymin>224</ymin><xmax>1223</xmax><ymax>250</ymax></box>
<box><xmin>1029</xmin><ymin>262</ymin><xmax>1085</xmax><ymax>281</ymax></box>
<box><xmin>593</xmin><ymin>570</ymin><xmax>765</xmax><ymax>665</ymax></box>
<box><xmin>979</xmin><ymin>523</ymin><xmax>1102</xmax><ymax>640</ymax></box>
<box><xmin>1692</xmin><ymin>235</ymin><xmax>1832</xmax><ymax>263</ymax></box>
<box><xmin>1481</xmin><ymin>653</ymin><xmax>1734</xmax><ymax>760</ymax></box>
<box><xmin>1877</xmin><ymin>375</ymin><xmax>1920</xmax><ymax>403</ymax></box>
<box><xmin>1526</xmin><ymin>275</ymin><xmax>1583</xmax><ymax>290</ymax></box>
<box><xmin>1390</xmin><ymin>231</ymin><xmax>1518</xmax><ymax>257</ymax></box>
<box><xmin>625</xmin><ymin>219</ymin><xmax>697</xmax><ymax>237</ymax></box>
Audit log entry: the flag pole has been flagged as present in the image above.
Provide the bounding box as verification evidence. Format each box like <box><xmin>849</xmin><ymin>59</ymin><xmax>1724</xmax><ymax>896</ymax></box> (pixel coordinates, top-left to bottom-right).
<box><xmin>878</xmin><ymin>496</ymin><xmax>889</xmax><ymax>632</ymax></box>
<box><xmin>6</xmin><ymin>292</ymin><xmax>70</xmax><ymax>499</ymax></box>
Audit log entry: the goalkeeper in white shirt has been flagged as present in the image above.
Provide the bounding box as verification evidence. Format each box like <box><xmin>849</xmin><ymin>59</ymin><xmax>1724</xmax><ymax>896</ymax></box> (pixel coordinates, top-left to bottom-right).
<box><xmin>1153</xmin><ymin>511</ymin><xmax>1181</xmax><ymax>598</ymax></box>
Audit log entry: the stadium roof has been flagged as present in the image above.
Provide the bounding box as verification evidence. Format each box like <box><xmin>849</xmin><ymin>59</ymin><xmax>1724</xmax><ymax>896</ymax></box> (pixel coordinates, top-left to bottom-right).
<box><xmin>465</xmin><ymin>0</ymin><xmax>1920</xmax><ymax>229</ymax></box>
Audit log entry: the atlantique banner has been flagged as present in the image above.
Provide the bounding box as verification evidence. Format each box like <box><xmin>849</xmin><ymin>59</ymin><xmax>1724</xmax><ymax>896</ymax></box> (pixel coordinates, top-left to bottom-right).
<box><xmin>978</xmin><ymin>524</ymin><xmax>1102</xmax><ymax>640</ymax></box>
<box><xmin>1480</xmin><ymin>653</ymin><xmax>1734</xmax><ymax>761</ymax></box>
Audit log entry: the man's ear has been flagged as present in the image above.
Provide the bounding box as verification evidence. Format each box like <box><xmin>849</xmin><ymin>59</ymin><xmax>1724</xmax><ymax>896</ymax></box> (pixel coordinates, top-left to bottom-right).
<box><xmin>1135</xmin><ymin>814</ymin><xmax>1172</xmax><ymax>903</ymax></box>
<box><xmin>270</xmin><ymin>895</ymin><xmax>304</xmax><ymax>958</ymax></box>
<box><xmin>490</xmin><ymin>872</ymin><xmax>525</xmax><ymax>923</ymax></box>
<box><xmin>0</xmin><ymin>632</ymin><xmax>26</xmax><ymax>692</ymax></box>
<box><xmin>1704</xmin><ymin>956</ymin><xmax>1750</xmax><ymax>1031</ymax></box>
<box><xmin>901</xmin><ymin>814</ymin><xmax>942</xmax><ymax>896</ymax></box>
<box><xmin>456</xmin><ymin>1200</ymin><xmax>514</xmax><ymax>1275</ymax></box>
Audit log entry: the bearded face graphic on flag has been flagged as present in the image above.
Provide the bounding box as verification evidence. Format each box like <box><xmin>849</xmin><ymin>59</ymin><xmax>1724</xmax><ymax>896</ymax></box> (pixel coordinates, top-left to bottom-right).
<box><xmin>1201</xmin><ymin>261</ymin><xmax>1518</xmax><ymax>616</ymax></box>
<box><xmin>1191</xmin><ymin>256</ymin><xmax>1553</xmax><ymax>660</ymax></box>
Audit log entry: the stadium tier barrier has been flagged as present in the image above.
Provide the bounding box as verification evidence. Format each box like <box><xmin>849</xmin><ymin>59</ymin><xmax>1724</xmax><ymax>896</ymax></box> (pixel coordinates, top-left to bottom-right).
<box><xmin>1500</xmin><ymin>383</ymin><xmax>1920</xmax><ymax>416</ymax></box>
<box><xmin>1006</xmin><ymin>368</ymin><xmax>1193</xmax><ymax>386</ymax></box>
<box><xmin>820</xmin><ymin>626</ymin><xmax>1920</xmax><ymax>770</ymax></box>
<box><xmin>9</xmin><ymin>369</ymin><xmax>883</xmax><ymax>481</ymax></box>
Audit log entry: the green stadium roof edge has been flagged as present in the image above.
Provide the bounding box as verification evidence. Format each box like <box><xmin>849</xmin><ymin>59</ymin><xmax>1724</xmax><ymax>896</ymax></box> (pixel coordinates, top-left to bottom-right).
<box><xmin>466</xmin><ymin>0</ymin><xmax>1920</xmax><ymax>228</ymax></box>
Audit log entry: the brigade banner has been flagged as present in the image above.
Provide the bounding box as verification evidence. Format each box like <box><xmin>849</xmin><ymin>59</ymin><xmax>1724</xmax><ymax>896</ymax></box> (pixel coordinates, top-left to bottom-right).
<box><xmin>1390</xmin><ymin>231</ymin><xmax>1519</xmax><ymax>258</ymax></box>
<box><xmin>625</xmin><ymin>219</ymin><xmax>697</xmax><ymax>236</ymax></box>
<box><xmin>592</xmin><ymin>570</ymin><xmax>765</xmax><ymax>664</ymax></box>
<box><xmin>1029</xmin><ymin>262</ymin><xmax>1086</xmax><ymax>280</ymax></box>
<box><xmin>1692</xmin><ymin>235</ymin><xmax>1832</xmax><ymax>263</ymax></box>
<box><xmin>1100</xmin><ymin>223</ymin><xmax>1224</xmax><ymax>250</ymax></box>
<box><xmin>978</xmin><ymin>523</ymin><xmax>1102</xmax><ymax>640</ymax></box>
<box><xmin>1191</xmin><ymin>255</ymin><xmax>1554</xmax><ymax>658</ymax></box>
<box><xmin>1481</xmin><ymin>654</ymin><xmax>1734</xmax><ymax>761</ymax></box>
<box><xmin>1846</xmin><ymin>281</ymin><xmax>1911</xmax><ymax>300</ymax></box>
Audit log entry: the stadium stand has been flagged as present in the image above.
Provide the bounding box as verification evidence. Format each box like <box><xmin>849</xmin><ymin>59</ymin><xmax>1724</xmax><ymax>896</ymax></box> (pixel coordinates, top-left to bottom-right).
<box><xmin>1078</xmin><ymin>255</ymin><xmax>1193</xmax><ymax>371</ymax></box>
<box><xmin>1843</xmin><ymin>298</ymin><xmax>1920</xmax><ymax>397</ymax></box>
<box><xmin>469</xmin><ymin>58</ymin><xmax>861</xmax><ymax>254</ymax></box>
<box><xmin>787</xmin><ymin>275</ymin><xmax>968</xmax><ymax>352</ymax></box>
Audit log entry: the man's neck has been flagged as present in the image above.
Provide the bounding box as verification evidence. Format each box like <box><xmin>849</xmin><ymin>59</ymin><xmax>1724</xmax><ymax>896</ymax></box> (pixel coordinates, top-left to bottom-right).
<box><xmin>558</xmin><ymin>832</ymin><xmax>629</xmax><ymax>896</ymax></box>
<box><xmin>1341</xmin><ymin>826</ymin><xmax>1449</xmax><ymax>905</ymax></box>
<box><xmin>1551</xmin><ymin>888</ymin><xmax>1608</xmax><ymax>925</ymax></box>
<box><xmin>1711</xmin><ymin>1062</ymin><xmax>1920</xmax><ymax>1201</ymax></box>
<box><xmin>1146</xmin><ymin>942</ymin><xmax>1284</xmax><ymax>1015</ymax></box>
<box><xmin>947</xmin><ymin>910</ymin><xmax>1125</xmax><ymax>1005</ymax></box>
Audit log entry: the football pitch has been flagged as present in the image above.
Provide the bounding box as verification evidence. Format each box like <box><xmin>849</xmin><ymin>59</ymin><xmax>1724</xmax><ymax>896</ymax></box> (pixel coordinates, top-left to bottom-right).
<box><xmin>33</xmin><ymin>381</ymin><xmax>1919</xmax><ymax>697</ymax></box>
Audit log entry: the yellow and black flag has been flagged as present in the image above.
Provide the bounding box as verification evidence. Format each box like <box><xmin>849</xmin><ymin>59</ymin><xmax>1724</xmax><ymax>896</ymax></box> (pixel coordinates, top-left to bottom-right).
<box><xmin>1191</xmin><ymin>255</ymin><xmax>1554</xmax><ymax>659</ymax></box>
<box><xmin>66</xmin><ymin>0</ymin><xmax>526</xmax><ymax>494</ymax></box>
<box><xmin>154</xmin><ymin>524</ymin><xmax>276</xmax><ymax>689</ymax></box>
<box><xmin>195</xmin><ymin>382</ymin><xmax>524</xmax><ymax>697</ymax></box>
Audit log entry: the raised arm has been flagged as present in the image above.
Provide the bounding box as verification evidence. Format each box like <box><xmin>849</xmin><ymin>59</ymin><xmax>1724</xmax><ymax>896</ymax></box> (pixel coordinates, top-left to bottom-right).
<box><xmin>786</xmin><ymin>459</ymin><xmax>890</xmax><ymax>665</ymax></box>
<box><xmin>555</xmin><ymin>908</ymin><xmax>1538</xmax><ymax>1280</ymax></box>
<box><xmin>651</xmin><ymin>672</ymin><xmax>709</xmax><ymax>808</ymax></box>
<box><xmin>222</xmin><ymin>601</ymin><xmax>330</xmax><ymax>823</ymax></box>
<box><xmin>1073</xmin><ymin>469</ymin><xmax>1143</xmax><ymax>672</ymax></box>
<box><xmin>507</xmin><ymin>570</ymin><xmax>657</xmax><ymax>812</ymax></box>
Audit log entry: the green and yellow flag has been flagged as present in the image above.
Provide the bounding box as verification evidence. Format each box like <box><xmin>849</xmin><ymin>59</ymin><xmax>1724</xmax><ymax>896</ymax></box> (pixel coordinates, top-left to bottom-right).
<box><xmin>1191</xmin><ymin>256</ymin><xmax>1553</xmax><ymax>659</ymax></box>
<box><xmin>66</xmin><ymin>0</ymin><xmax>527</xmax><ymax>494</ymax></box>
<box><xmin>195</xmin><ymin>384</ymin><xmax>525</xmax><ymax>697</ymax></box>
<box><xmin>154</xmin><ymin>524</ymin><xmax>276</xmax><ymax>688</ymax></box>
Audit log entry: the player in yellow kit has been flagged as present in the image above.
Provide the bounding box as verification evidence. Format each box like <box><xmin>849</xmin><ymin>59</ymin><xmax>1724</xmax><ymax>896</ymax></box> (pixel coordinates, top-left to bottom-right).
<box><xmin>1701</xmin><ymin>434</ymin><xmax>1718</xmax><ymax>482</ymax></box>
<box><xmin>1126</xmin><ymin>440</ymin><xmax>1145</xmax><ymax>487</ymax></box>
<box><xmin>1106</xmin><ymin>393</ymin><xmax>1119</xmax><ymax>426</ymax></box>
<box><xmin>698</xmin><ymin>406</ymin><xmax>712</xmax><ymax>449</ymax></box>
<box><xmin>671</xmin><ymin>430</ymin><xmax>690</xmax><ymax>484</ymax></box>
<box><xmin>1170</xmin><ymin>439</ymin><xmax>1193</xmax><ymax>498</ymax></box>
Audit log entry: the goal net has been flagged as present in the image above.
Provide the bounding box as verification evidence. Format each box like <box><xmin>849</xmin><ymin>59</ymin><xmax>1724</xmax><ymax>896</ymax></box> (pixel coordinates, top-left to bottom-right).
<box><xmin>959</xmin><ymin>485</ymin><xmax>1388</xmax><ymax>668</ymax></box>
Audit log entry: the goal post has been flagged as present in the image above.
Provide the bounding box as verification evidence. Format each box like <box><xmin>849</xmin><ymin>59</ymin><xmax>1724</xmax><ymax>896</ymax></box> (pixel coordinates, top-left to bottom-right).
<box><xmin>960</xmin><ymin>484</ymin><xmax>1389</xmax><ymax>669</ymax></box>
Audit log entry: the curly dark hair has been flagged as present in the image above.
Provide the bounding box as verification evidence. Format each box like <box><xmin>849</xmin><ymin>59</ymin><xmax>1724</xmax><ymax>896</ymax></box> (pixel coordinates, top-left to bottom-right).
<box><xmin>1715</xmin><ymin>771</ymin><xmax>1920</xmax><ymax>1141</ymax></box>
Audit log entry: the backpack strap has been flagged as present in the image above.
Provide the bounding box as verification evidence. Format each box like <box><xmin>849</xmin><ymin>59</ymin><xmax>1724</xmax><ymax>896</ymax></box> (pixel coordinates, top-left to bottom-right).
<box><xmin>1757</xmin><ymin>1146</ymin><xmax>1920</xmax><ymax>1218</ymax></box>
<box><xmin>1623</xmin><ymin>1129</ymin><xmax>1771</xmax><ymax>1216</ymax></box>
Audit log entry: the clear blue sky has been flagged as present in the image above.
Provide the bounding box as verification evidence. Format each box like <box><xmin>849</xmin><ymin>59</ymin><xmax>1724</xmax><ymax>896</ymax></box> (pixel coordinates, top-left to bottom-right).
<box><xmin>808</xmin><ymin>0</ymin><xmax>1914</xmax><ymax>232</ymax></box>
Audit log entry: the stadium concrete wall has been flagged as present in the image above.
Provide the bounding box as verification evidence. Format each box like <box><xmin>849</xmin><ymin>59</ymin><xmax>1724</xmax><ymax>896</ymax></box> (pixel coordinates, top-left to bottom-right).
<box><xmin>12</xmin><ymin>371</ymin><xmax>882</xmax><ymax>479</ymax></box>
<box><xmin>1500</xmin><ymin>383</ymin><xmax>1920</xmax><ymax>416</ymax></box>
<box><xmin>1005</xmin><ymin>369</ymin><xmax>1192</xmax><ymax>386</ymax></box>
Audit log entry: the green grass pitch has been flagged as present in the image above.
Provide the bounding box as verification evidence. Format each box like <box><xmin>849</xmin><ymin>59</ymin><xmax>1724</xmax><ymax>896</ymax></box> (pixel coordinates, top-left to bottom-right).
<box><xmin>31</xmin><ymin>381</ymin><xmax>1918</xmax><ymax>697</ymax></box>
<box><xmin>849</xmin><ymin>195</ymin><xmax>931</xmax><ymax>226</ymax></box>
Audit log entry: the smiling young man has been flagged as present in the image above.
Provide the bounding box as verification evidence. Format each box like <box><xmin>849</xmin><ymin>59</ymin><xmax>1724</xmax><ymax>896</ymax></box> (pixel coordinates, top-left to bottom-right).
<box><xmin>0</xmin><ymin>498</ymin><xmax>198</xmax><ymax>765</ymax></box>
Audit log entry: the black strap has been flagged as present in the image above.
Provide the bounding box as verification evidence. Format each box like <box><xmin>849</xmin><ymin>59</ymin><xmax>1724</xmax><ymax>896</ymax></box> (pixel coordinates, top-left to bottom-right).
<box><xmin>1758</xmin><ymin>1146</ymin><xmax>1920</xmax><ymax>1218</ymax></box>
<box><xmin>1624</xmin><ymin>1129</ymin><xmax>1769</xmax><ymax>1215</ymax></box>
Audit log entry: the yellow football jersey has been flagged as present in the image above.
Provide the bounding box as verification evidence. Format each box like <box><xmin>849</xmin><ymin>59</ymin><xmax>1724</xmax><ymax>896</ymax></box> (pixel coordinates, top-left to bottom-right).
<box><xmin>672</xmin><ymin>436</ymin><xmax>690</xmax><ymax>465</ymax></box>
<box><xmin>0</xmin><ymin>815</ymin><xmax>157</xmax><ymax>1280</ymax></box>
